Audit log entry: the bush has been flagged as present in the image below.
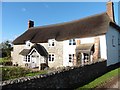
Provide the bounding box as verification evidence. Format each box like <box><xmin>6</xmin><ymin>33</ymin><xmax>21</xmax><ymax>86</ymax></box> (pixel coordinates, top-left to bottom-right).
<box><xmin>2</xmin><ymin>66</ymin><xmax>30</xmax><ymax>81</ymax></box>
<box><xmin>0</xmin><ymin>58</ymin><xmax>12</xmax><ymax>66</ymax></box>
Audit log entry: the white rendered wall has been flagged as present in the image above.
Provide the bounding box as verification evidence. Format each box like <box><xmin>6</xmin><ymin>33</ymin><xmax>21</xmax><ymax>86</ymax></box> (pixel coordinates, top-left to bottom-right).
<box><xmin>99</xmin><ymin>35</ymin><xmax>107</xmax><ymax>60</ymax></box>
<box><xmin>106</xmin><ymin>26</ymin><xmax>119</xmax><ymax>66</ymax></box>
<box><xmin>63</xmin><ymin>40</ymin><xmax>76</xmax><ymax>66</ymax></box>
<box><xmin>119</xmin><ymin>33</ymin><xmax>120</xmax><ymax>60</ymax></box>
<box><xmin>80</xmin><ymin>37</ymin><xmax>94</xmax><ymax>44</ymax></box>
<box><xmin>63</xmin><ymin>37</ymin><xmax>95</xmax><ymax>66</ymax></box>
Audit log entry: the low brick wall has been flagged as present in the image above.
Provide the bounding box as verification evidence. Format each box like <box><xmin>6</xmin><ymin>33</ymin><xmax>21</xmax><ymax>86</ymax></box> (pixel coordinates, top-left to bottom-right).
<box><xmin>2</xmin><ymin>60</ymin><xmax>107</xmax><ymax>89</ymax></box>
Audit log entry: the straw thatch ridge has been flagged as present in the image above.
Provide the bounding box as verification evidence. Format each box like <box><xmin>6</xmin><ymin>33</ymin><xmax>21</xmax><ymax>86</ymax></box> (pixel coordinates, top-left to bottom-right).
<box><xmin>13</xmin><ymin>12</ymin><xmax>120</xmax><ymax>45</ymax></box>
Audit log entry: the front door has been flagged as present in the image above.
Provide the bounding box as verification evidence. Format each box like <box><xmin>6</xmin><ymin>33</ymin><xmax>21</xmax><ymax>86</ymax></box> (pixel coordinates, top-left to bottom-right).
<box><xmin>31</xmin><ymin>56</ymin><xmax>37</xmax><ymax>68</ymax></box>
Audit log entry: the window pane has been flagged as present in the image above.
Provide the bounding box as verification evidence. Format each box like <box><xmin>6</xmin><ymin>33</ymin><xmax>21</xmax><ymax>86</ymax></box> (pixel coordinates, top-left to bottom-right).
<box><xmin>49</xmin><ymin>55</ymin><xmax>51</xmax><ymax>61</ymax></box>
<box><xmin>52</xmin><ymin>57</ymin><xmax>54</xmax><ymax>61</ymax></box>
<box><xmin>52</xmin><ymin>43</ymin><xmax>54</xmax><ymax>46</ymax></box>
<box><xmin>28</xmin><ymin>55</ymin><xmax>30</xmax><ymax>62</ymax></box>
<box><xmin>48</xmin><ymin>39</ymin><xmax>55</xmax><ymax>47</ymax></box>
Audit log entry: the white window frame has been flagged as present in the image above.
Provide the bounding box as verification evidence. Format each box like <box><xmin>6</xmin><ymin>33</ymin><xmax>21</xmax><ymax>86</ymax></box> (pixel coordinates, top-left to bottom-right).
<box><xmin>118</xmin><ymin>38</ymin><xmax>120</xmax><ymax>45</ymax></box>
<box><xmin>69</xmin><ymin>54</ymin><xmax>74</xmax><ymax>62</ymax></box>
<box><xmin>112</xmin><ymin>36</ymin><xmax>115</xmax><ymax>47</ymax></box>
<box><xmin>25</xmin><ymin>40</ymin><xmax>31</xmax><ymax>47</ymax></box>
<box><xmin>48</xmin><ymin>53</ymin><xmax>55</xmax><ymax>62</ymax></box>
<box><xmin>24</xmin><ymin>55</ymin><xmax>31</xmax><ymax>63</ymax></box>
<box><xmin>48</xmin><ymin>39</ymin><xmax>55</xmax><ymax>47</ymax></box>
<box><xmin>69</xmin><ymin>39</ymin><xmax>76</xmax><ymax>45</ymax></box>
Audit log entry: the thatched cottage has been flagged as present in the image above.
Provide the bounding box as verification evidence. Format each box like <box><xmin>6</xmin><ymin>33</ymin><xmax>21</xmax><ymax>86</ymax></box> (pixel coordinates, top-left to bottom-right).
<box><xmin>11</xmin><ymin>1</ymin><xmax>120</xmax><ymax>70</ymax></box>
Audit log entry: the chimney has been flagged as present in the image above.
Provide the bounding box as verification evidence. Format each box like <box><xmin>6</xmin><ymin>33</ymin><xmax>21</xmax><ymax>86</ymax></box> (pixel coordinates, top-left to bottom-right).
<box><xmin>76</xmin><ymin>40</ymin><xmax>81</xmax><ymax>46</ymax></box>
<box><xmin>28</xmin><ymin>20</ymin><xmax>34</xmax><ymax>28</ymax></box>
<box><xmin>106</xmin><ymin>1</ymin><xmax>115</xmax><ymax>22</ymax></box>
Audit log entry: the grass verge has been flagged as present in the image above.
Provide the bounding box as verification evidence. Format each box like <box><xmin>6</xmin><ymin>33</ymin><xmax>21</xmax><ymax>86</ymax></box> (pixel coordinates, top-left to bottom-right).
<box><xmin>76</xmin><ymin>67</ymin><xmax>120</xmax><ymax>89</ymax></box>
<box><xmin>25</xmin><ymin>70</ymin><xmax>48</xmax><ymax>77</ymax></box>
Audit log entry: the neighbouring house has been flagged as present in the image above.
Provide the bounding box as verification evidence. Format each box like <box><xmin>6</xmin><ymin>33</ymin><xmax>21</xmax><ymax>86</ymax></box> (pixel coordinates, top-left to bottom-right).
<box><xmin>11</xmin><ymin>1</ymin><xmax>120</xmax><ymax>70</ymax></box>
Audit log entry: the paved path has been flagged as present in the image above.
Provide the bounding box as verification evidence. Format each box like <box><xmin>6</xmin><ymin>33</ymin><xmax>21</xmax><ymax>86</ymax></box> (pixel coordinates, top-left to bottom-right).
<box><xmin>95</xmin><ymin>75</ymin><xmax>120</xmax><ymax>89</ymax></box>
<box><xmin>109</xmin><ymin>77</ymin><xmax>119</xmax><ymax>89</ymax></box>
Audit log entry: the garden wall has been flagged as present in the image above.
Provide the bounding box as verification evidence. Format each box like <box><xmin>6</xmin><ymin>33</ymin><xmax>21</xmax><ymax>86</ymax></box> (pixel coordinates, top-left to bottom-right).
<box><xmin>2</xmin><ymin>60</ymin><xmax>108</xmax><ymax>89</ymax></box>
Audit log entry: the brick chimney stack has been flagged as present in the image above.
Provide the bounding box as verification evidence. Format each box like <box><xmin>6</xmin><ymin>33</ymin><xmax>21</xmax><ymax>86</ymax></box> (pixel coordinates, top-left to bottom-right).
<box><xmin>106</xmin><ymin>1</ymin><xmax>115</xmax><ymax>22</ymax></box>
<box><xmin>28</xmin><ymin>20</ymin><xmax>34</xmax><ymax>28</ymax></box>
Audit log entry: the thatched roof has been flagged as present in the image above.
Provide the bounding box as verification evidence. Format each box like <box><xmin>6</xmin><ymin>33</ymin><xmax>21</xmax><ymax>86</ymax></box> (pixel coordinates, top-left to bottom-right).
<box><xmin>19</xmin><ymin>44</ymin><xmax>48</xmax><ymax>57</ymax></box>
<box><xmin>19</xmin><ymin>49</ymin><xmax>29</xmax><ymax>56</ymax></box>
<box><xmin>76</xmin><ymin>43</ymin><xmax>94</xmax><ymax>53</ymax></box>
<box><xmin>13</xmin><ymin>12</ymin><xmax>120</xmax><ymax>45</ymax></box>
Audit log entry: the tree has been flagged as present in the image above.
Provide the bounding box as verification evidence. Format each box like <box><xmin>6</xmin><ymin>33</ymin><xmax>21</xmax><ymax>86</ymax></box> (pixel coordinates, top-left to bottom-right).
<box><xmin>0</xmin><ymin>40</ymin><xmax>13</xmax><ymax>58</ymax></box>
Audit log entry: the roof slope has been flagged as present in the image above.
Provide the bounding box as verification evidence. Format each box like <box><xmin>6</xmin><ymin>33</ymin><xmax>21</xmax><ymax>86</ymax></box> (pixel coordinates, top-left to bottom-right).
<box><xmin>30</xmin><ymin>43</ymin><xmax>48</xmax><ymax>57</ymax></box>
<box><xmin>13</xmin><ymin>12</ymin><xmax>120</xmax><ymax>45</ymax></box>
<box><xmin>19</xmin><ymin>44</ymin><xmax>48</xmax><ymax>57</ymax></box>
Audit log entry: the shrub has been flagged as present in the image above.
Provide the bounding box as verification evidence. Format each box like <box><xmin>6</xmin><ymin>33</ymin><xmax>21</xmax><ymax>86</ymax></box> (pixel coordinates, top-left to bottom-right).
<box><xmin>0</xmin><ymin>58</ymin><xmax>12</xmax><ymax>66</ymax></box>
<box><xmin>2</xmin><ymin>66</ymin><xmax>30</xmax><ymax>81</ymax></box>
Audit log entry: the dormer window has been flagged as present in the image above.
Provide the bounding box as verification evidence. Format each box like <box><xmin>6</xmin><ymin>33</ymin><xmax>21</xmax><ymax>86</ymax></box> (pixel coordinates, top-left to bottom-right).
<box><xmin>48</xmin><ymin>39</ymin><xmax>55</xmax><ymax>47</ymax></box>
<box><xmin>25</xmin><ymin>40</ymin><xmax>31</xmax><ymax>47</ymax></box>
<box><xmin>69</xmin><ymin>39</ymin><xmax>76</xmax><ymax>45</ymax></box>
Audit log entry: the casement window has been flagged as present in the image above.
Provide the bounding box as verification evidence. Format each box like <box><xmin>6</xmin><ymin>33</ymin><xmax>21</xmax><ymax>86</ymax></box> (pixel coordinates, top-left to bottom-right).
<box><xmin>112</xmin><ymin>36</ymin><xmax>115</xmax><ymax>47</ymax></box>
<box><xmin>48</xmin><ymin>54</ymin><xmax>55</xmax><ymax>62</ymax></box>
<box><xmin>69</xmin><ymin>54</ymin><xmax>74</xmax><ymax>62</ymax></box>
<box><xmin>25</xmin><ymin>40</ymin><xmax>31</xmax><ymax>47</ymax></box>
<box><xmin>118</xmin><ymin>38</ymin><xmax>120</xmax><ymax>45</ymax></box>
<box><xmin>48</xmin><ymin>39</ymin><xmax>55</xmax><ymax>47</ymax></box>
<box><xmin>69</xmin><ymin>39</ymin><xmax>76</xmax><ymax>45</ymax></box>
<box><xmin>24</xmin><ymin>55</ymin><xmax>30</xmax><ymax>62</ymax></box>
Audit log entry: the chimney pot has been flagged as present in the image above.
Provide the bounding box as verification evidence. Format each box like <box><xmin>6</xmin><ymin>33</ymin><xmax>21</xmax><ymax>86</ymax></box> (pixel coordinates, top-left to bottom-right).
<box><xmin>106</xmin><ymin>1</ymin><xmax>115</xmax><ymax>22</ymax></box>
<box><xmin>28</xmin><ymin>20</ymin><xmax>34</xmax><ymax>28</ymax></box>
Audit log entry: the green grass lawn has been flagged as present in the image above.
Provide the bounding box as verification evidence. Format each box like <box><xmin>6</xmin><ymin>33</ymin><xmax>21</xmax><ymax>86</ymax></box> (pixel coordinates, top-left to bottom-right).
<box><xmin>76</xmin><ymin>67</ymin><xmax>120</xmax><ymax>89</ymax></box>
<box><xmin>25</xmin><ymin>70</ymin><xmax>48</xmax><ymax>77</ymax></box>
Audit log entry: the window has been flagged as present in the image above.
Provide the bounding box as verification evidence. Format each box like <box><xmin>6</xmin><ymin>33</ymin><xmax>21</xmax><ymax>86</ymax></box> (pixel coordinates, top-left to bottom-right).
<box><xmin>48</xmin><ymin>54</ymin><xmax>55</xmax><ymax>62</ymax></box>
<box><xmin>69</xmin><ymin>39</ymin><xmax>76</xmax><ymax>45</ymax></box>
<box><xmin>48</xmin><ymin>39</ymin><xmax>55</xmax><ymax>47</ymax></box>
<box><xmin>69</xmin><ymin>54</ymin><xmax>74</xmax><ymax>62</ymax></box>
<box><xmin>25</xmin><ymin>40</ymin><xmax>31</xmax><ymax>47</ymax></box>
<box><xmin>28</xmin><ymin>55</ymin><xmax>30</xmax><ymax>62</ymax></box>
<box><xmin>112</xmin><ymin>36</ymin><xmax>115</xmax><ymax>47</ymax></box>
<box><xmin>118</xmin><ymin>39</ymin><xmax>120</xmax><ymax>45</ymax></box>
<box><xmin>24</xmin><ymin>56</ymin><xmax>27</xmax><ymax>62</ymax></box>
<box><xmin>24</xmin><ymin>55</ymin><xmax>30</xmax><ymax>62</ymax></box>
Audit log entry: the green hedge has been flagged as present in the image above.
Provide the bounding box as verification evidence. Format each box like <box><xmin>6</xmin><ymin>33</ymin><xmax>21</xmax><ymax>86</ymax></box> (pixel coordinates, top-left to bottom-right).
<box><xmin>0</xmin><ymin>58</ymin><xmax>12</xmax><ymax>66</ymax></box>
<box><xmin>1</xmin><ymin>66</ymin><xmax>48</xmax><ymax>81</ymax></box>
<box><xmin>2</xmin><ymin>66</ymin><xmax>31</xmax><ymax>81</ymax></box>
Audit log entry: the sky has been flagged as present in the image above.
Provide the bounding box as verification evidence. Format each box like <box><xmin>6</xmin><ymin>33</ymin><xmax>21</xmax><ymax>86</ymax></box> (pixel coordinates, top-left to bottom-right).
<box><xmin>1</xmin><ymin>1</ymin><xmax>119</xmax><ymax>43</ymax></box>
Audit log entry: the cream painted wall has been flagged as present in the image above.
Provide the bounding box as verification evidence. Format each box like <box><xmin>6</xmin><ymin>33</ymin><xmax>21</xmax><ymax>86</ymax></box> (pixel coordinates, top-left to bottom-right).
<box><xmin>12</xmin><ymin>45</ymin><xmax>26</xmax><ymax>66</ymax></box>
<box><xmin>106</xmin><ymin>26</ymin><xmax>119</xmax><ymax>66</ymax></box>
